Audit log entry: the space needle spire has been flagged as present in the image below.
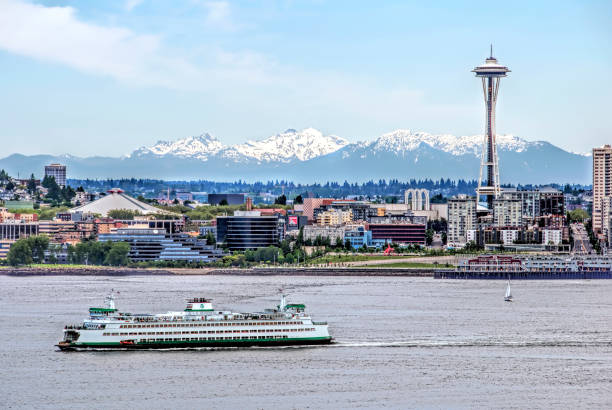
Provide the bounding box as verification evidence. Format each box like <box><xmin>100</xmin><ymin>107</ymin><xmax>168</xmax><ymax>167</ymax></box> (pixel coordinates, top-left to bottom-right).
<box><xmin>472</xmin><ymin>46</ymin><xmax>510</xmax><ymax>208</ymax></box>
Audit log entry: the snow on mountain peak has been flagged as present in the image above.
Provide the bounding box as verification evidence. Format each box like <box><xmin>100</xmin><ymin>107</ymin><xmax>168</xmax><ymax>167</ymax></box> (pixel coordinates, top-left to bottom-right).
<box><xmin>225</xmin><ymin>128</ymin><xmax>349</xmax><ymax>162</ymax></box>
<box><xmin>130</xmin><ymin>128</ymin><xmax>547</xmax><ymax>164</ymax></box>
<box><xmin>133</xmin><ymin>133</ymin><xmax>225</xmax><ymax>160</ymax></box>
<box><xmin>368</xmin><ymin>129</ymin><xmax>535</xmax><ymax>156</ymax></box>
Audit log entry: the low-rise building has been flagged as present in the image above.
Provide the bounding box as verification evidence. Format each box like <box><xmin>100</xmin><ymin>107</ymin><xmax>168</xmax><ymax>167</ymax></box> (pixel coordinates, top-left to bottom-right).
<box><xmin>99</xmin><ymin>228</ymin><xmax>224</xmax><ymax>262</ymax></box>
<box><xmin>302</xmin><ymin>225</ymin><xmax>346</xmax><ymax>244</ymax></box>
<box><xmin>316</xmin><ymin>209</ymin><xmax>352</xmax><ymax>226</ymax></box>
<box><xmin>542</xmin><ymin>229</ymin><xmax>562</xmax><ymax>245</ymax></box>
<box><xmin>216</xmin><ymin>211</ymin><xmax>284</xmax><ymax>250</ymax></box>
<box><xmin>368</xmin><ymin>223</ymin><xmax>426</xmax><ymax>247</ymax></box>
<box><xmin>344</xmin><ymin>225</ymin><xmax>372</xmax><ymax>249</ymax></box>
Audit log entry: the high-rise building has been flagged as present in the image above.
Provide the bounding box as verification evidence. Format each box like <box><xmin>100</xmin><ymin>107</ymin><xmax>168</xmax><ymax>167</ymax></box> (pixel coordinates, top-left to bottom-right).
<box><xmin>447</xmin><ymin>195</ymin><xmax>477</xmax><ymax>246</ymax></box>
<box><xmin>472</xmin><ymin>47</ymin><xmax>510</xmax><ymax>209</ymax></box>
<box><xmin>493</xmin><ymin>198</ymin><xmax>522</xmax><ymax>227</ymax></box>
<box><xmin>592</xmin><ymin>145</ymin><xmax>612</xmax><ymax>234</ymax></box>
<box><xmin>44</xmin><ymin>163</ymin><xmax>66</xmax><ymax>187</ymax></box>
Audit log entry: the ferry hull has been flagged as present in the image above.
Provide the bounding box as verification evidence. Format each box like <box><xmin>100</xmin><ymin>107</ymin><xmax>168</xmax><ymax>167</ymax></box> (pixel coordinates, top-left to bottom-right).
<box><xmin>434</xmin><ymin>270</ymin><xmax>612</xmax><ymax>280</ymax></box>
<box><xmin>57</xmin><ymin>337</ymin><xmax>333</xmax><ymax>351</ymax></box>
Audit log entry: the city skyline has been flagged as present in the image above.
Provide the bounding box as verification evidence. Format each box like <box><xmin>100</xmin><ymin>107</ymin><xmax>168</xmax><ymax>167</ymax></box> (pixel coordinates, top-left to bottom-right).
<box><xmin>0</xmin><ymin>0</ymin><xmax>610</xmax><ymax>157</ymax></box>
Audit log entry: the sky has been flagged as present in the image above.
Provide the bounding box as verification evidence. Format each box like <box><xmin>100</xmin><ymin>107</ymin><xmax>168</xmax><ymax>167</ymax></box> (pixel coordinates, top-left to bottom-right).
<box><xmin>0</xmin><ymin>0</ymin><xmax>611</xmax><ymax>157</ymax></box>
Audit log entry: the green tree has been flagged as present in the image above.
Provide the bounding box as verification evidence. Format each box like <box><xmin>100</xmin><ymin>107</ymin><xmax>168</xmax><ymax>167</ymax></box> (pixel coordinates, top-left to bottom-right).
<box><xmin>294</xmin><ymin>195</ymin><xmax>303</xmax><ymax>204</ymax></box>
<box><xmin>104</xmin><ymin>242</ymin><xmax>130</xmax><ymax>266</ymax></box>
<box><xmin>274</xmin><ymin>194</ymin><xmax>287</xmax><ymax>205</ymax></box>
<box><xmin>108</xmin><ymin>209</ymin><xmax>141</xmax><ymax>220</ymax></box>
<box><xmin>218</xmin><ymin>199</ymin><xmax>229</xmax><ymax>206</ymax></box>
<box><xmin>5</xmin><ymin>181</ymin><xmax>14</xmax><ymax>191</ymax></box>
<box><xmin>27</xmin><ymin>174</ymin><xmax>37</xmax><ymax>194</ymax></box>
<box><xmin>26</xmin><ymin>235</ymin><xmax>50</xmax><ymax>263</ymax></box>
<box><xmin>344</xmin><ymin>238</ymin><xmax>353</xmax><ymax>251</ymax></box>
<box><xmin>334</xmin><ymin>237</ymin><xmax>344</xmax><ymax>249</ymax></box>
<box><xmin>205</xmin><ymin>231</ymin><xmax>216</xmax><ymax>245</ymax></box>
<box><xmin>42</xmin><ymin>176</ymin><xmax>62</xmax><ymax>202</ymax></box>
<box><xmin>7</xmin><ymin>239</ymin><xmax>33</xmax><ymax>266</ymax></box>
<box><xmin>567</xmin><ymin>209</ymin><xmax>589</xmax><ymax>223</ymax></box>
<box><xmin>425</xmin><ymin>229</ymin><xmax>434</xmax><ymax>246</ymax></box>
<box><xmin>0</xmin><ymin>169</ymin><xmax>9</xmax><ymax>184</ymax></box>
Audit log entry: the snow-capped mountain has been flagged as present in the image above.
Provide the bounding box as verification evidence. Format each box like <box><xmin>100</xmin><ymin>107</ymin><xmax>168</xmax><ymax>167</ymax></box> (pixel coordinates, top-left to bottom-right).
<box><xmin>132</xmin><ymin>133</ymin><xmax>224</xmax><ymax>160</ymax></box>
<box><xmin>0</xmin><ymin>128</ymin><xmax>591</xmax><ymax>183</ymax></box>
<box><xmin>226</xmin><ymin>128</ymin><xmax>348</xmax><ymax>162</ymax></box>
<box><xmin>131</xmin><ymin>128</ymin><xmax>348</xmax><ymax>163</ymax></box>
<box><xmin>356</xmin><ymin>129</ymin><xmax>538</xmax><ymax>157</ymax></box>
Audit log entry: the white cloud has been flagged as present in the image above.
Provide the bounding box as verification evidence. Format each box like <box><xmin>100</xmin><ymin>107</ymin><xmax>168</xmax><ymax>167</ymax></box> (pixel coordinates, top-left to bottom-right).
<box><xmin>203</xmin><ymin>1</ymin><xmax>240</xmax><ymax>31</ymax></box>
<box><xmin>0</xmin><ymin>0</ymin><xmax>452</xmax><ymax>135</ymax></box>
<box><xmin>0</xmin><ymin>0</ymin><xmax>202</xmax><ymax>88</ymax></box>
<box><xmin>125</xmin><ymin>0</ymin><xmax>144</xmax><ymax>12</ymax></box>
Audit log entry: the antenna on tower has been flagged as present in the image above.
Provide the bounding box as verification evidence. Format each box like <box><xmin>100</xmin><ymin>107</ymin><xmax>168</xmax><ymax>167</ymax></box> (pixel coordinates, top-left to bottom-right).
<box><xmin>490</xmin><ymin>44</ymin><xmax>493</xmax><ymax>58</ymax></box>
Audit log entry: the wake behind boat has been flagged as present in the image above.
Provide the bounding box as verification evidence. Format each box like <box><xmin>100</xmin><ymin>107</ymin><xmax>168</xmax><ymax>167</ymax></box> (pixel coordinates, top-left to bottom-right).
<box><xmin>56</xmin><ymin>292</ymin><xmax>332</xmax><ymax>351</ymax></box>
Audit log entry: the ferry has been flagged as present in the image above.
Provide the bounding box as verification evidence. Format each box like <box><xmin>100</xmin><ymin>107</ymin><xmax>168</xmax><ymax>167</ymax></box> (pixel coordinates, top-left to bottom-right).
<box><xmin>56</xmin><ymin>293</ymin><xmax>332</xmax><ymax>350</ymax></box>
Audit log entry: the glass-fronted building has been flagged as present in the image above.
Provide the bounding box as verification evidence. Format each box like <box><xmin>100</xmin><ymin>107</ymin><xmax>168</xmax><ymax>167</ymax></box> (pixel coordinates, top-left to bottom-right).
<box><xmin>216</xmin><ymin>215</ymin><xmax>284</xmax><ymax>250</ymax></box>
<box><xmin>98</xmin><ymin>228</ymin><xmax>224</xmax><ymax>262</ymax></box>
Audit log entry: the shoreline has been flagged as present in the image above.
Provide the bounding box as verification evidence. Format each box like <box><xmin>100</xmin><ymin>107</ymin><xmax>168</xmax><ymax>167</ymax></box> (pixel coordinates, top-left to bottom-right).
<box><xmin>0</xmin><ymin>266</ymin><xmax>434</xmax><ymax>277</ymax></box>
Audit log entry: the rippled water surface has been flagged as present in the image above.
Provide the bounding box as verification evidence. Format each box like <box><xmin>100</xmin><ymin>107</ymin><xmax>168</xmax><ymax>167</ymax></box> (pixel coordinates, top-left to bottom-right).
<box><xmin>1</xmin><ymin>275</ymin><xmax>612</xmax><ymax>409</ymax></box>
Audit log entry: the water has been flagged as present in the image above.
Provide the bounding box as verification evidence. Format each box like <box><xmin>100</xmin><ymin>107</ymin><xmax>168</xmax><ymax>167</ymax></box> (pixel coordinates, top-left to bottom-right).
<box><xmin>1</xmin><ymin>275</ymin><xmax>612</xmax><ymax>409</ymax></box>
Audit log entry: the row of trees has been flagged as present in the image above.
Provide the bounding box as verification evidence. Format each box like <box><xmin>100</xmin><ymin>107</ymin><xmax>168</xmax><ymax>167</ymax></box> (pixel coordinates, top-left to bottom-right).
<box><xmin>4</xmin><ymin>235</ymin><xmax>130</xmax><ymax>267</ymax></box>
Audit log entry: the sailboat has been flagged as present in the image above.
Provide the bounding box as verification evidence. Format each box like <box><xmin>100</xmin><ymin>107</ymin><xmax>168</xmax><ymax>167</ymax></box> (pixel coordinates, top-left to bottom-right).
<box><xmin>504</xmin><ymin>280</ymin><xmax>513</xmax><ymax>302</ymax></box>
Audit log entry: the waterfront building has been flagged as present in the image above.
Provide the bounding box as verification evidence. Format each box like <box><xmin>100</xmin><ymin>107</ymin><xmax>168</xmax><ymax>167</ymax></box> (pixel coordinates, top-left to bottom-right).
<box><xmin>447</xmin><ymin>195</ymin><xmax>477</xmax><ymax>246</ymax></box>
<box><xmin>542</xmin><ymin>229</ymin><xmax>562</xmax><ymax>245</ymax></box>
<box><xmin>216</xmin><ymin>211</ymin><xmax>284</xmax><ymax>250</ymax></box>
<box><xmin>500</xmin><ymin>229</ymin><xmax>519</xmax><ymax>245</ymax></box>
<box><xmin>593</xmin><ymin>144</ymin><xmax>612</xmax><ymax>234</ymax></box>
<box><xmin>44</xmin><ymin>163</ymin><xmax>67</xmax><ymax>187</ymax></box>
<box><xmin>344</xmin><ymin>225</ymin><xmax>372</xmax><ymax>249</ymax></box>
<box><xmin>472</xmin><ymin>47</ymin><xmax>510</xmax><ymax>208</ymax></box>
<box><xmin>208</xmin><ymin>193</ymin><xmax>244</xmax><ymax>206</ymax></box>
<box><xmin>302</xmin><ymin>225</ymin><xmax>346</xmax><ymax>244</ymax></box>
<box><xmin>369</xmin><ymin>223</ymin><xmax>426</xmax><ymax>247</ymax></box>
<box><xmin>99</xmin><ymin>228</ymin><xmax>224</xmax><ymax>262</ymax></box>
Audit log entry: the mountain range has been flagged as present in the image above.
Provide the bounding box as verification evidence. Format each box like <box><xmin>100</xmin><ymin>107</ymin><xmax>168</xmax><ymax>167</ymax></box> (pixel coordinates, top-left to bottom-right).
<box><xmin>0</xmin><ymin>128</ymin><xmax>591</xmax><ymax>183</ymax></box>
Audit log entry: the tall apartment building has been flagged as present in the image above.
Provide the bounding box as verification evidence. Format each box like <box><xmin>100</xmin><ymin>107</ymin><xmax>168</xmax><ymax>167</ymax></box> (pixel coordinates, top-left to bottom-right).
<box><xmin>493</xmin><ymin>198</ymin><xmax>522</xmax><ymax>227</ymax></box>
<box><xmin>447</xmin><ymin>195</ymin><xmax>477</xmax><ymax>246</ymax></box>
<box><xmin>593</xmin><ymin>145</ymin><xmax>612</xmax><ymax>234</ymax></box>
<box><xmin>44</xmin><ymin>163</ymin><xmax>67</xmax><ymax>187</ymax></box>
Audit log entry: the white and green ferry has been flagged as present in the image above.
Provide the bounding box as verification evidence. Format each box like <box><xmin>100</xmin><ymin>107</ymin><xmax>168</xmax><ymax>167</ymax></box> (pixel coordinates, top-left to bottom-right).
<box><xmin>57</xmin><ymin>293</ymin><xmax>332</xmax><ymax>350</ymax></box>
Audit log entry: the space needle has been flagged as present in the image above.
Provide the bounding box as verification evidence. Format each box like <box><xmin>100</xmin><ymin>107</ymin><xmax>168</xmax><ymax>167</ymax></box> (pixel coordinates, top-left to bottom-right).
<box><xmin>472</xmin><ymin>46</ymin><xmax>510</xmax><ymax>208</ymax></box>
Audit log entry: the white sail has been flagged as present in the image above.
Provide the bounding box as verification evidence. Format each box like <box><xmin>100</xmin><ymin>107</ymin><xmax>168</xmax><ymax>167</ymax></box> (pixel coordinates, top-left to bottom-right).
<box><xmin>505</xmin><ymin>281</ymin><xmax>512</xmax><ymax>299</ymax></box>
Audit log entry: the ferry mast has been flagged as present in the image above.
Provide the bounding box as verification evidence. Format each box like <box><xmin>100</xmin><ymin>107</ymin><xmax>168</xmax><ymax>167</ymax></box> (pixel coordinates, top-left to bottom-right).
<box><xmin>472</xmin><ymin>45</ymin><xmax>510</xmax><ymax>208</ymax></box>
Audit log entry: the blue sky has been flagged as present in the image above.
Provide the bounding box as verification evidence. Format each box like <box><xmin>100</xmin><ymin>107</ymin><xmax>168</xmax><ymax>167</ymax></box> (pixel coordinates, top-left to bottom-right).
<box><xmin>0</xmin><ymin>0</ymin><xmax>610</xmax><ymax>157</ymax></box>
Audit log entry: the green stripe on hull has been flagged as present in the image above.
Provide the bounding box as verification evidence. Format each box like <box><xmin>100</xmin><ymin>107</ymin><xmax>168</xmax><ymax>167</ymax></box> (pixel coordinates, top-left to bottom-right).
<box><xmin>62</xmin><ymin>336</ymin><xmax>332</xmax><ymax>350</ymax></box>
